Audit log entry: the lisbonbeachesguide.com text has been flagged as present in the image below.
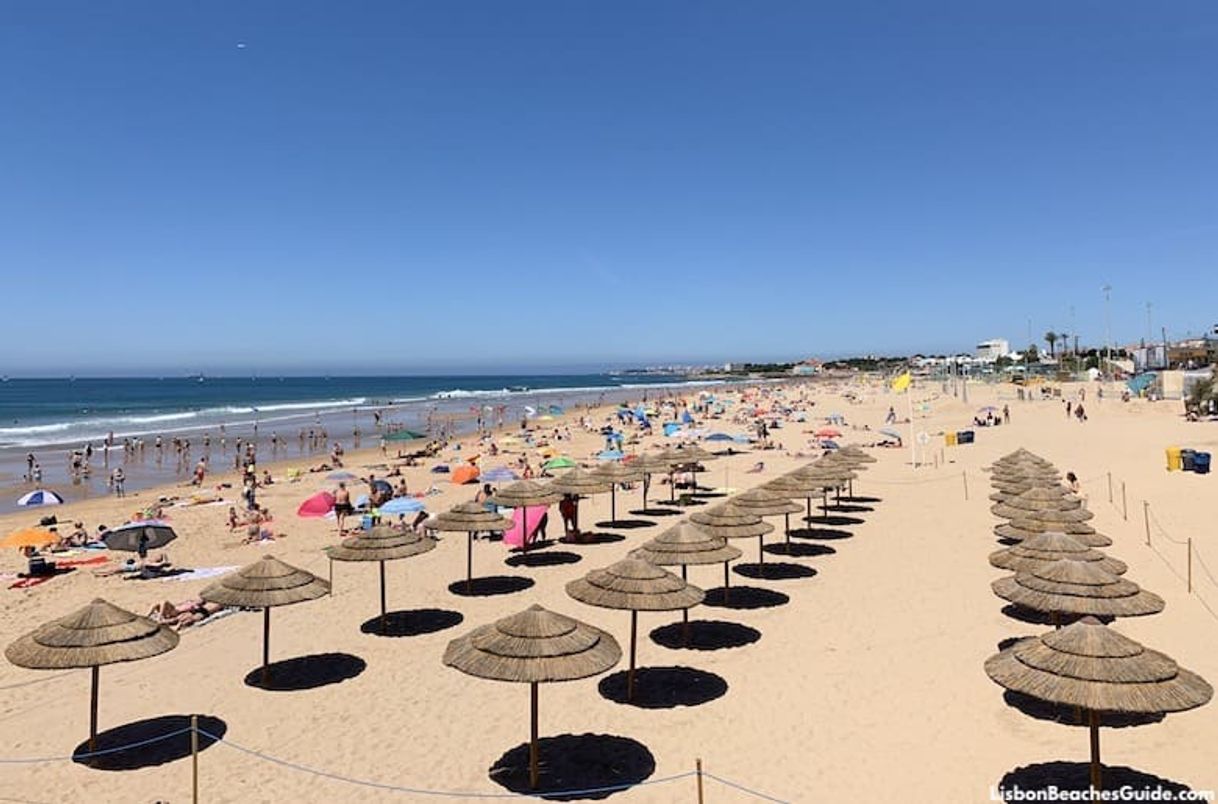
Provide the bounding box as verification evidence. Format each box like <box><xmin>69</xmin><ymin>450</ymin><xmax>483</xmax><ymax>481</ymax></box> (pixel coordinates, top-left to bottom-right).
<box><xmin>992</xmin><ymin>786</ymin><xmax>1215</xmax><ymax>802</ymax></box>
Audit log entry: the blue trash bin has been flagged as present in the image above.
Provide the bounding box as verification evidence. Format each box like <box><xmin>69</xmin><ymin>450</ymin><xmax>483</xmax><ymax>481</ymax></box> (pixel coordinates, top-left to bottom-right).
<box><xmin>1181</xmin><ymin>450</ymin><xmax>1196</xmax><ymax>472</ymax></box>
<box><xmin>1195</xmin><ymin>452</ymin><xmax>1211</xmax><ymax>475</ymax></box>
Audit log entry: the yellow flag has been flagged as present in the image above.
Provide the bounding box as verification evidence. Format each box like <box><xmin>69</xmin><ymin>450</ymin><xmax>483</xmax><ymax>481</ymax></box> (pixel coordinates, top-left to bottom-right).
<box><xmin>891</xmin><ymin>372</ymin><xmax>912</xmax><ymax>393</ymax></box>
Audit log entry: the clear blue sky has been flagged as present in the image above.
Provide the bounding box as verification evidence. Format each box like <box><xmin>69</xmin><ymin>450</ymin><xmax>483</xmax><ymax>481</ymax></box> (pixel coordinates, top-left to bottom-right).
<box><xmin>3</xmin><ymin>2</ymin><xmax>1216</xmax><ymax>375</ymax></box>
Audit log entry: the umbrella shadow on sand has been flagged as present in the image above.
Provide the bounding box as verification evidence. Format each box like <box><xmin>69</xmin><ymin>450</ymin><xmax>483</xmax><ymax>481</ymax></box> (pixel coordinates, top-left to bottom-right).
<box><xmin>842</xmin><ymin>496</ymin><xmax>882</xmax><ymax>504</ymax></box>
<box><xmin>594</xmin><ymin>519</ymin><xmax>655</xmax><ymax>530</ymax></box>
<box><xmin>826</xmin><ymin>504</ymin><xmax>874</xmax><ymax>514</ymax></box>
<box><xmin>801</xmin><ymin>515</ymin><xmax>865</xmax><ymax>527</ymax></box>
<box><xmin>560</xmin><ymin>532</ymin><xmax>627</xmax><ymax>546</ymax></box>
<box><xmin>1000</xmin><ymin>691</ymin><xmax>1164</xmax><ymax>728</ymax></box>
<box><xmin>73</xmin><ymin>714</ymin><xmax>226</xmax><ymax>770</ymax></box>
<box><xmin>598</xmin><ymin>666</ymin><xmax>728</xmax><ymax>709</ymax></box>
<box><xmin>998</xmin><ymin>762</ymin><xmax>1192</xmax><ymax>798</ymax></box>
<box><xmin>506</xmin><ymin>551</ymin><xmax>582</xmax><ymax>568</ymax></box>
<box><xmin>733</xmin><ymin>562</ymin><xmax>817</xmax><ymax>581</ymax></box>
<box><xmin>243</xmin><ymin>652</ymin><xmax>366</xmax><ymax>691</ymax></box>
<box><xmin>448</xmin><ymin>576</ymin><xmax>535</xmax><ymax>597</ymax></box>
<box><xmin>359</xmin><ymin>608</ymin><xmax>463</xmax><ymax>638</ymax></box>
<box><xmin>788</xmin><ymin>527</ymin><xmax>854</xmax><ymax>541</ymax></box>
<box><xmin>650</xmin><ymin>620</ymin><xmax>760</xmax><ymax>651</ymax></box>
<box><xmin>489</xmin><ymin>733</ymin><xmax>656</xmax><ymax>800</ymax></box>
<box><xmin>629</xmin><ymin>507</ymin><xmax>682</xmax><ymax>518</ymax></box>
<box><xmin>1000</xmin><ymin>605</ymin><xmax>1113</xmax><ymax>628</ymax></box>
<box><xmin>702</xmin><ymin>586</ymin><xmax>789</xmax><ymax>609</ymax></box>
<box><xmin>764</xmin><ymin>542</ymin><xmax>837</xmax><ymax>558</ymax></box>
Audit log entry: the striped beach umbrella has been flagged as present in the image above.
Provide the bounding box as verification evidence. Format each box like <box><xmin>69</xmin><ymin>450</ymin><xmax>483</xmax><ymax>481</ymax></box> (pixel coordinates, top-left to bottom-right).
<box><xmin>16</xmin><ymin>489</ymin><xmax>64</xmax><ymax>507</ymax></box>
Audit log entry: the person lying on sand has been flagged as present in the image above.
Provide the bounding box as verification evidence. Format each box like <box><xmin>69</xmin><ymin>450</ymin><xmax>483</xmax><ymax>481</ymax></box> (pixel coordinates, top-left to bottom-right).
<box><xmin>148</xmin><ymin>598</ymin><xmax>224</xmax><ymax>630</ymax></box>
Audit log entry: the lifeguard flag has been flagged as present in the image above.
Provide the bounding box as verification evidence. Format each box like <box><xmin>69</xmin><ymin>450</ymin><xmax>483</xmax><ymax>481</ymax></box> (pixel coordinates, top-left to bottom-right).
<box><xmin>891</xmin><ymin>372</ymin><xmax>912</xmax><ymax>393</ymax></box>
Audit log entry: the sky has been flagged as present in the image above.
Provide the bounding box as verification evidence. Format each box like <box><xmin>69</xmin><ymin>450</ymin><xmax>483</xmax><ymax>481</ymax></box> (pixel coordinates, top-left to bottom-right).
<box><xmin>2</xmin><ymin>1</ymin><xmax>1216</xmax><ymax>375</ymax></box>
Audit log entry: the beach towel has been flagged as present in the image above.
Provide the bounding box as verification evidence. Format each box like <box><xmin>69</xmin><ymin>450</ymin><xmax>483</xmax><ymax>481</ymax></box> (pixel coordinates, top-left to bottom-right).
<box><xmin>8</xmin><ymin>568</ymin><xmax>75</xmax><ymax>589</ymax></box>
<box><xmin>502</xmin><ymin>505</ymin><xmax>550</xmax><ymax>549</ymax></box>
<box><xmin>55</xmin><ymin>556</ymin><xmax>109</xmax><ymax>568</ymax></box>
<box><xmin>160</xmin><ymin>566</ymin><xmax>239</xmax><ymax>583</ymax></box>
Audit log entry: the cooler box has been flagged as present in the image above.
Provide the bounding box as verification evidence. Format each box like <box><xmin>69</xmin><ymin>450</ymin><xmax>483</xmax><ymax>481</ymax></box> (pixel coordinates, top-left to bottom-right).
<box><xmin>945</xmin><ymin>432</ymin><xmax>957</xmax><ymax>447</ymax></box>
<box><xmin>1181</xmin><ymin>450</ymin><xmax>1196</xmax><ymax>472</ymax></box>
<box><xmin>958</xmin><ymin>430</ymin><xmax>975</xmax><ymax>445</ymax></box>
<box><xmin>1166</xmin><ymin>446</ymin><xmax>1182</xmax><ymax>471</ymax></box>
<box><xmin>1194</xmin><ymin>452</ymin><xmax>1211</xmax><ymax>475</ymax></box>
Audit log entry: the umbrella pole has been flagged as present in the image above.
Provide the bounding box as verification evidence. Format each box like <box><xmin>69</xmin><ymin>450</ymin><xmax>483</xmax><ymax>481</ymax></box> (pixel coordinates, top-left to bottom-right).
<box><xmin>1088</xmin><ymin>709</ymin><xmax>1102</xmax><ymax>792</ymax></box>
<box><xmin>784</xmin><ymin>513</ymin><xmax>791</xmax><ymax>545</ymax></box>
<box><xmin>723</xmin><ymin>561</ymin><xmax>731</xmax><ymax>603</ymax></box>
<box><xmin>262</xmin><ymin>608</ymin><xmax>271</xmax><ymax>685</ymax></box>
<box><xmin>611</xmin><ymin>487</ymin><xmax>617</xmax><ymax>523</ymax></box>
<box><xmin>642</xmin><ymin>474</ymin><xmax>649</xmax><ymax>509</ymax></box>
<box><xmin>806</xmin><ymin>496</ymin><xmax>812</xmax><ymax>523</ymax></box>
<box><xmin>758</xmin><ymin>534</ymin><xmax>764</xmax><ymax>564</ymax></box>
<box><xmin>669</xmin><ymin>471</ymin><xmax>675</xmax><ymax>502</ymax></box>
<box><xmin>466</xmin><ymin>532</ymin><xmax>474</xmax><ymax>593</ymax></box>
<box><xmin>680</xmin><ymin>565</ymin><xmax>690</xmax><ymax>644</ymax></box>
<box><xmin>529</xmin><ymin>682</ymin><xmax>540</xmax><ymax>789</ymax></box>
<box><xmin>628</xmin><ymin>610</ymin><xmax>638</xmax><ymax>702</ymax></box>
<box><xmin>379</xmin><ymin>560</ymin><xmax>387</xmax><ymax>633</ymax></box>
<box><xmin>89</xmin><ymin>665</ymin><xmax>99</xmax><ymax>751</ymax></box>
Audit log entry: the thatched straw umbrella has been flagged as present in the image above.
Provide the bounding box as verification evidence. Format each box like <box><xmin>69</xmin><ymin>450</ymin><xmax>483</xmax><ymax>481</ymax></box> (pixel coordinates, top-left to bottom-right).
<box><xmin>443</xmin><ymin>605</ymin><xmax>621</xmax><ymax>788</ymax></box>
<box><xmin>201</xmin><ymin>556</ymin><xmax>329</xmax><ymax>684</ymax></box>
<box><xmin>566</xmin><ymin>558</ymin><xmax>703</xmax><ymax>701</ymax></box>
<box><xmin>672</xmin><ymin>443</ymin><xmax>717</xmax><ymax>494</ymax></box>
<box><xmin>593</xmin><ymin>461</ymin><xmax>644</xmax><ymax>523</ymax></box>
<box><xmin>765</xmin><ymin>470</ymin><xmax>836</xmax><ymax>524</ymax></box>
<box><xmin>430</xmin><ymin>501</ymin><xmax>515</xmax><ymax>593</ymax></box>
<box><xmin>838</xmin><ymin>444</ymin><xmax>877</xmax><ymax>464</ymax></box>
<box><xmin>633</xmin><ymin>450</ymin><xmax>681</xmax><ymax>506</ymax></box>
<box><xmin>489</xmin><ymin>481</ymin><xmax>563</xmax><ymax>553</ymax></box>
<box><xmin>690</xmin><ymin>503</ymin><xmax>774</xmax><ymax>595</ymax></box>
<box><xmin>990</xmin><ymin>532</ymin><xmax>1127</xmax><ymax>576</ymax></box>
<box><xmin>5</xmin><ymin>598</ymin><xmax>179</xmax><ymax>751</ymax></box>
<box><xmin>985</xmin><ymin>617</ymin><xmax>1212</xmax><ymax>792</ymax></box>
<box><xmin>547</xmin><ymin>468</ymin><xmax>612</xmax><ymax>538</ymax></box>
<box><xmin>992</xmin><ymin>560</ymin><xmax>1164</xmax><ymax>625</ymax></box>
<box><xmin>819</xmin><ymin>452</ymin><xmax>865</xmax><ymax>497</ymax></box>
<box><xmin>728</xmin><ymin>487</ymin><xmax>802</xmax><ymax>560</ymax></box>
<box><xmin>992</xmin><ymin>487</ymin><xmax>1084</xmax><ymax>519</ymax></box>
<box><xmin>994</xmin><ymin>517</ymin><xmax>1113</xmax><ymax>548</ymax></box>
<box><xmin>325</xmin><ymin>526</ymin><xmax>436</xmax><ymax>633</ymax></box>
<box><xmin>1028</xmin><ymin>506</ymin><xmax>1095</xmax><ymax>528</ymax></box>
<box><xmin>635</xmin><ymin>521</ymin><xmax>741</xmax><ymax>638</ymax></box>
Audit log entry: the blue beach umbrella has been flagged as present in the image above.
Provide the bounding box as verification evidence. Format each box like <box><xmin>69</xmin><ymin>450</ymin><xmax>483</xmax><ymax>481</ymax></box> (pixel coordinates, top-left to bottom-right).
<box><xmin>598</xmin><ymin>449</ymin><xmax>624</xmax><ymax>461</ymax></box>
<box><xmin>880</xmin><ymin>428</ymin><xmax>903</xmax><ymax>441</ymax></box>
<box><xmin>480</xmin><ymin>466</ymin><xmax>520</xmax><ymax>483</ymax></box>
<box><xmin>381</xmin><ymin>497</ymin><xmax>425</xmax><ymax>515</ymax></box>
<box><xmin>16</xmin><ymin>490</ymin><xmax>64</xmax><ymax>507</ymax></box>
<box><xmin>705</xmin><ymin>433</ymin><xmax>735</xmax><ymax>442</ymax></box>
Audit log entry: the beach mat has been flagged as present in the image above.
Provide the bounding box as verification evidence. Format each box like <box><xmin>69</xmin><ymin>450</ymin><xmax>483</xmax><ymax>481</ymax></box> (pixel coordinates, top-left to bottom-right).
<box><xmin>9</xmin><ymin>568</ymin><xmax>76</xmax><ymax>589</ymax></box>
<box><xmin>159</xmin><ymin>566</ymin><xmax>239</xmax><ymax>583</ymax></box>
<box><xmin>55</xmin><ymin>556</ymin><xmax>110</xmax><ymax>568</ymax></box>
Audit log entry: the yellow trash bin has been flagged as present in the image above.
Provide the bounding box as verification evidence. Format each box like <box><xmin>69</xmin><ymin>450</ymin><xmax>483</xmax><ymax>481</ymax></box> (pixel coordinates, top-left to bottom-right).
<box><xmin>1166</xmin><ymin>446</ymin><xmax>1182</xmax><ymax>472</ymax></box>
<box><xmin>946</xmin><ymin>432</ymin><xmax>958</xmax><ymax>447</ymax></box>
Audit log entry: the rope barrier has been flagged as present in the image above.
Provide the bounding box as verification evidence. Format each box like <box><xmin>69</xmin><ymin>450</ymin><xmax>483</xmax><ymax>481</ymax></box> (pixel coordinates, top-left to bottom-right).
<box><xmin>0</xmin><ymin>727</ymin><xmax>192</xmax><ymax>764</ymax></box>
<box><xmin>702</xmin><ymin>771</ymin><xmax>793</xmax><ymax>803</ymax></box>
<box><xmin>0</xmin><ymin>723</ymin><xmax>792</xmax><ymax>800</ymax></box>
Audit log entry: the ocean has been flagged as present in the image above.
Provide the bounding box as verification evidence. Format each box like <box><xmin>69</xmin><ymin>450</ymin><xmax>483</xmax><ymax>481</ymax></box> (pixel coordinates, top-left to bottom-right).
<box><xmin>0</xmin><ymin>374</ymin><xmax>727</xmax><ymax>510</ymax></box>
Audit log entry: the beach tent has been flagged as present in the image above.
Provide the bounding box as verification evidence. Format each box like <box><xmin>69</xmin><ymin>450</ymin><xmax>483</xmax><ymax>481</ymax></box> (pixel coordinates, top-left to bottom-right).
<box><xmin>297</xmin><ymin>491</ymin><xmax>336</xmax><ymax>518</ymax></box>
<box><xmin>16</xmin><ymin>489</ymin><xmax>63</xmax><ymax>507</ymax></box>
<box><xmin>452</xmin><ymin>465</ymin><xmax>480</xmax><ymax>485</ymax></box>
<box><xmin>705</xmin><ymin>433</ymin><xmax>734</xmax><ymax>442</ymax></box>
<box><xmin>502</xmin><ymin>505</ymin><xmax>551</xmax><ymax>549</ymax></box>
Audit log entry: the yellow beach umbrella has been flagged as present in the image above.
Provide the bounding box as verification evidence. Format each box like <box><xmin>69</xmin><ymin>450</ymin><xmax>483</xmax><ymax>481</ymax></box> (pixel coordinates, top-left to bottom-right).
<box><xmin>0</xmin><ymin>527</ymin><xmax>56</xmax><ymax>549</ymax></box>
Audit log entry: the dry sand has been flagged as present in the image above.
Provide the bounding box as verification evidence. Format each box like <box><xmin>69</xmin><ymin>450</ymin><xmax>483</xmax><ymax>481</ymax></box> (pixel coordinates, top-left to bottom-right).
<box><xmin>1</xmin><ymin>379</ymin><xmax>1215</xmax><ymax>803</ymax></box>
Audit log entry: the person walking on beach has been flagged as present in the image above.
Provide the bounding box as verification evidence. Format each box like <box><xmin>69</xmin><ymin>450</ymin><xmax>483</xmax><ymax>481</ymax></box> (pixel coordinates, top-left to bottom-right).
<box><xmin>334</xmin><ymin>482</ymin><xmax>353</xmax><ymax>535</ymax></box>
<box><xmin>111</xmin><ymin>467</ymin><xmax>125</xmax><ymax>498</ymax></box>
<box><xmin>192</xmin><ymin>457</ymin><xmax>207</xmax><ymax>486</ymax></box>
<box><xmin>1002</xmin><ymin>404</ymin><xmax>1010</xmax><ymax>424</ymax></box>
<box><xmin>885</xmin><ymin>406</ymin><xmax>897</xmax><ymax>424</ymax></box>
<box><xmin>1075</xmin><ymin>403</ymin><xmax>1087</xmax><ymax>423</ymax></box>
<box><xmin>25</xmin><ymin>452</ymin><xmax>35</xmax><ymax>482</ymax></box>
<box><xmin>1066</xmin><ymin>401</ymin><xmax>1072</xmax><ymax>419</ymax></box>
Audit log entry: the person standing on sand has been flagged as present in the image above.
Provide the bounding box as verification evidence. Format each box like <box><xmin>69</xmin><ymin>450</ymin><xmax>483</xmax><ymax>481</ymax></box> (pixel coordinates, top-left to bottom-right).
<box><xmin>1002</xmin><ymin>404</ymin><xmax>1010</xmax><ymax>424</ymax></box>
<box><xmin>111</xmin><ymin>467</ymin><xmax>125</xmax><ymax>498</ymax></box>
<box><xmin>334</xmin><ymin>482</ymin><xmax>353</xmax><ymax>534</ymax></box>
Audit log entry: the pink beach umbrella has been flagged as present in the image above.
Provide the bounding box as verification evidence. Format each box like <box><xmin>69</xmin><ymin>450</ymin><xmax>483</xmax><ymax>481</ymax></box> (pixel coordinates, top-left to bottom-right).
<box><xmin>297</xmin><ymin>491</ymin><xmax>336</xmax><ymax>518</ymax></box>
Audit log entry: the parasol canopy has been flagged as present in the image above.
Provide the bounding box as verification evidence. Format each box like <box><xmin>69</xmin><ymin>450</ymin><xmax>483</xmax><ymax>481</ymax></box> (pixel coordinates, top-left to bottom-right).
<box><xmin>635</xmin><ymin>521</ymin><xmax>742</xmax><ymax>567</ymax></box>
<box><xmin>989</xmin><ymin>532</ymin><xmax>1127</xmax><ymax>576</ymax></box>
<box><xmin>992</xmin><ymin>560</ymin><xmax>1165</xmax><ymax>618</ymax></box>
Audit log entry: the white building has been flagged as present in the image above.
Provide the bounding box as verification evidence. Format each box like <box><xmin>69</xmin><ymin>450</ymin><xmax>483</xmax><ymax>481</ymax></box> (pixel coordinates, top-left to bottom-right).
<box><xmin>976</xmin><ymin>339</ymin><xmax>1010</xmax><ymax>362</ymax></box>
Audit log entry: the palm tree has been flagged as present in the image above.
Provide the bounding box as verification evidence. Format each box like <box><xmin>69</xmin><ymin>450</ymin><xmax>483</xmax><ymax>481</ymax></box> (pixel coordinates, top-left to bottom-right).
<box><xmin>1044</xmin><ymin>331</ymin><xmax>1058</xmax><ymax>358</ymax></box>
<box><xmin>1059</xmin><ymin>332</ymin><xmax>1070</xmax><ymax>357</ymax></box>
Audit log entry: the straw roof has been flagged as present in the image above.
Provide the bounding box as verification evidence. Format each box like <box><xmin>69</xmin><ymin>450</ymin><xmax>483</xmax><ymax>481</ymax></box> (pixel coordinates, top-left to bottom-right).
<box><xmin>201</xmin><ymin>555</ymin><xmax>330</xmax><ymax>609</ymax></box>
<box><xmin>325</xmin><ymin>525</ymin><xmax>436</xmax><ymax>563</ymax></box>
<box><xmin>443</xmin><ymin>605</ymin><xmax>621</xmax><ymax>683</ymax></box>
<box><xmin>672</xmin><ymin>444</ymin><xmax>716</xmax><ymax>463</ymax></box>
<box><xmin>6</xmin><ymin>599</ymin><xmax>179</xmax><ymax>670</ymax></box>
<box><xmin>992</xmin><ymin>560</ymin><xmax>1165</xmax><ymax>618</ymax></box>
<box><xmin>633</xmin><ymin>450</ymin><xmax>680</xmax><ymax>473</ymax></box>
<box><xmin>838</xmin><ymin>445</ymin><xmax>877</xmax><ymax>464</ymax></box>
<box><xmin>765</xmin><ymin>472</ymin><xmax>835</xmax><ymax>496</ymax></box>
<box><xmin>993</xmin><ymin>518</ymin><xmax>1113</xmax><ymax>548</ymax></box>
<box><xmin>594</xmin><ymin>461</ymin><xmax>644</xmax><ymax>483</ymax></box>
<box><xmin>1002</xmin><ymin>487</ymin><xmax>1083</xmax><ymax>512</ymax></box>
<box><xmin>690</xmin><ymin>503</ymin><xmax>775</xmax><ymax>540</ymax></box>
<box><xmin>547</xmin><ymin>467</ymin><xmax>613</xmax><ymax>497</ymax></box>
<box><xmin>730</xmin><ymin>487</ymin><xmax>802</xmax><ymax>517</ymax></box>
<box><xmin>488</xmin><ymin>480</ymin><xmax>563</xmax><ymax>508</ymax></box>
<box><xmin>635</xmin><ymin>521</ymin><xmax>742</xmax><ymax>566</ymax></box>
<box><xmin>1028</xmin><ymin>506</ymin><xmax>1095</xmax><ymax>525</ymax></box>
<box><xmin>430</xmin><ymin>501</ymin><xmax>514</xmax><ymax>533</ymax></box>
<box><xmin>985</xmin><ymin>618</ymin><xmax>1213</xmax><ymax>713</ymax></box>
<box><xmin>566</xmin><ymin>558</ymin><xmax>705</xmax><ymax>612</ymax></box>
<box><xmin>989</xmin><ymin>532</ymin><xmax>1127</xmax><ymax>576</ymax></box>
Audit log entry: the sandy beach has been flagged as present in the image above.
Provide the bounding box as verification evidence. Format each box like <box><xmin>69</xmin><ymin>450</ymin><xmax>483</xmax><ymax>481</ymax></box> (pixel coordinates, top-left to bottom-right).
<box><xmin>1</xmin><ymin>379</ymin><xmax>1215</xmax><ymax>803</ymax></box>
